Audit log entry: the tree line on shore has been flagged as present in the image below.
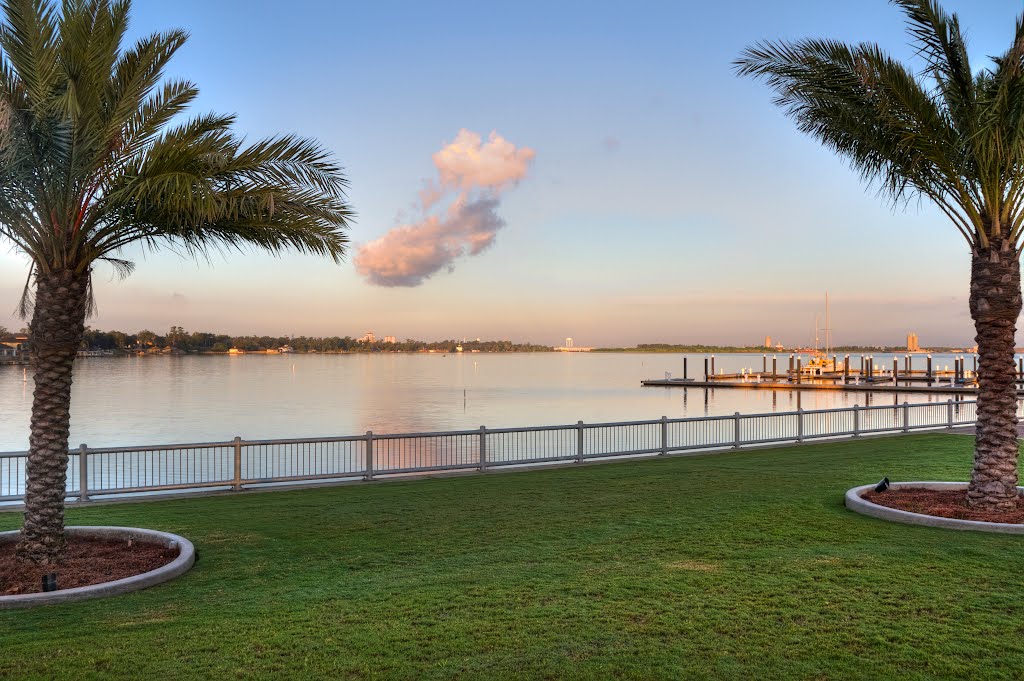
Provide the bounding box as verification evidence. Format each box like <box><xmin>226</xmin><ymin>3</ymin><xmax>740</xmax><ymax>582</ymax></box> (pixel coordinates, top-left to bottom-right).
<box><xmin>75</xmin><ymin>326</ymin><xmax>552</xmax><ymax>354</ymax></box>
<box><xmin>2</xmin><ymin>326</ymin><xmax>970</xmax><ymax>355</ymax></box>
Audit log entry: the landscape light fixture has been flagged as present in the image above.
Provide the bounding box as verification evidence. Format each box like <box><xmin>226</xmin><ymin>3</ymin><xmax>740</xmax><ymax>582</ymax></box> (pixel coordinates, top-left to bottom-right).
<box><xmin>41</xmin><ymin>572</ymin><xmax>57</xmax><ymax>592</ymax></box>
<box><xmin>875</xmin><ymin>477</ymin><xmax>890</xmax><ymax>493</ymax></box>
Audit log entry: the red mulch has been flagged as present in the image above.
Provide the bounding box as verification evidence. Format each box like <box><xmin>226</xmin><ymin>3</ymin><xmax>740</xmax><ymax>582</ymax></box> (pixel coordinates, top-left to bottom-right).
<box><xmin>0</xmin><ymin>537</ymin><xmax>177</xmax><ymax>595</ymax></box>
<box><xmin>864</xmin><ymin>488</ymin><xmax>1024</xmax><ymax>524</ymax></box>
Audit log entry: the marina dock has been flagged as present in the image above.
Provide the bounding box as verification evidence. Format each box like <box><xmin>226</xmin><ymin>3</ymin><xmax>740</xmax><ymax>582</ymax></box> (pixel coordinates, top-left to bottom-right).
<box><xmin>640</xmin><ymin>353</ymin><xmax>1023</xmax><ymax>395</ymax></box>
<box><xmin>640</xmin><ymin>378</ymin><xmax>997</xmax><ymax>395</ymax></box>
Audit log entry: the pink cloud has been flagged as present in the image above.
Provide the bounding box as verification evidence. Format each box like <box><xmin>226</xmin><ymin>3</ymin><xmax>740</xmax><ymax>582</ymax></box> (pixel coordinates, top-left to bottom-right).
<box><xmin>433</xmin><ymin>129</ymin><xmax>535</xmax><ymax>191</ymax></box>
<box><xmin>355</xmin><ymin>197</ymin><xmax>505</xmax><ymax>287</ymax></box>
<box><xmin>355</xmin><ymin>130</ymin><xmax>534</xmax><ymax>287</ymax></box>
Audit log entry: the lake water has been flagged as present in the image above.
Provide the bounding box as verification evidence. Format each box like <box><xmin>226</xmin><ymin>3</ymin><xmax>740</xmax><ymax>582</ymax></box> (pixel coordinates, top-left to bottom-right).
<box><xmin>0</xmin><ymin>351</ymin><xmax>976</xmax><ymax>451</ymax></box>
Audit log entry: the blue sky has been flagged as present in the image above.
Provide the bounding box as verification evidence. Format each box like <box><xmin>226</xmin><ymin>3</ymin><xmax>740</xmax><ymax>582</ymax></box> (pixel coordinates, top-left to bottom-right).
<box><xmin>1</xmin><ymin>0</ymin><xmax>1022</xmax><ymax>346</ymax></box>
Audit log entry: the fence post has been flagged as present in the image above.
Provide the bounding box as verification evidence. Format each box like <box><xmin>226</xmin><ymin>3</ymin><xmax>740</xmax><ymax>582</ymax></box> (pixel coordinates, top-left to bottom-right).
<box><xmin>479</xmin><ymin>426</ymin><xmax>487</xmax><ymax>471</ymax></box>
<box><xmin>78</xmin><ymin>444</ymin><xmax>89</xmax><ymax>502</ymax></box>
<box><xmin>734</xmin><ymin>412</ymin><xmax>741</xmax><ymax>448</ymax></box>
<box><xmin>660</xmin><ymin>416</ymin><xmax>669</xmax><ymax>455</ymax></box>
<box><xmin>576</xmin><ymin>421</ymin><xmax>585</xmax><ymax>463</ymax></box>
<box><xmin>797</xmin><ymin>408</ymin><xmax>804</xmax><ymax>443</ymax></box>
<box><xmin>232</xmin><ymin>436</ymin><xmax>242</xmax><ymax>492</ymax></box>
<box><xmin>853</xmin><ymin>404</ymin><xmax>860</xmax><ymax>436</ymax></box>
<box><xmin>364</xmin><ymin>431</ymin><xmax>374</xmax><ymax>481</ymax></box>
<box><xmin>947</xmin><ymin>399</ymin><xmax>954</xmax><ymax>428</ymax></box>
<box><xmin>903</xmin><ymin>402</ymin><xmax>910</xmax><ymax>433</ymax></box>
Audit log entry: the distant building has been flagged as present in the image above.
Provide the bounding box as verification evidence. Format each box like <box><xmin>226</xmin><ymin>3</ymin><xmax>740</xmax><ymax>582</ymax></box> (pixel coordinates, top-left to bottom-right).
<box><xmin>555</xmin><ymin>337</ymin><xmax>591</xmax><ymax>352</ymax></box>
<box><xmin>358</xmin><ymin>331</ymin><xmax>375</xmax><ymax>343</ymax></box>
<box><xmin>0</xmin><ymin>334</ymin><xmax>27</xmax><ymax>359</ymax></box>
<box><xmin>383</xmin><ymin>336</ymin><xmax>396</xmax><ymax>344</ymax></box>
<box><xmin>907</xmin><ymin>332</ymin><xmax>920</xmax><ymax>352</ymax></box>
<box><xmin>764</xmin><ymin>336</ymin><xmax>772</xmax><ymax>348</ymax></box>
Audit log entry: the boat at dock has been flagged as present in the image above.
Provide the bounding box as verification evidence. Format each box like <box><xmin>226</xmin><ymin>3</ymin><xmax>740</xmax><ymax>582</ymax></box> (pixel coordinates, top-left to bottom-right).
<box><xmin>799</xmin><ymin>293</ymin><xmax>837</xmax><ymax>376</ymax></box>
<box><xmin>799</xmin><ymin>354</ymin><xmax>837</xmax><ymax>377</ymax></box>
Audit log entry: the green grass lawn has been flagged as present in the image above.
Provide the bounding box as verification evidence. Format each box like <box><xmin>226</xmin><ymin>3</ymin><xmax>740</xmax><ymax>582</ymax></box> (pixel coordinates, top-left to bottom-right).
<box><xmin>2</xmin><ymin>433</ymin><xmax>1022</xmax><ymax>680</ymax></box>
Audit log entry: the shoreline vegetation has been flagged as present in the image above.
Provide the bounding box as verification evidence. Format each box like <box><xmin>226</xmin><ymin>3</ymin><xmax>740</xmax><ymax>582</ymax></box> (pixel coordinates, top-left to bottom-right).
<box><xmin>76</xmin><ymin>327</ymin><xmax>554</xmax><ymax>355</ymax></box>
<box><xmin>46</xmin><ymin>327</ymin><xmax>975</xmax><ymax>356</ymax></box>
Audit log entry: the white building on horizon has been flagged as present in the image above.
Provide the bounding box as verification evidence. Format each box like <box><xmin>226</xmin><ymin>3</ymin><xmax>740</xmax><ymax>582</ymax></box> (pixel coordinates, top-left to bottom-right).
<box><xmin>555</xmin><ymin>337</ymin><xmax>591</xmax><ymax>352</ymax></box>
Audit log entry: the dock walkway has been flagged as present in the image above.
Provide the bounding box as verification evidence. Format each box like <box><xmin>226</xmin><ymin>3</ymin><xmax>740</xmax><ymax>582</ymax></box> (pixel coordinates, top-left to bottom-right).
<box><xmin>640</xmin><ymin>378</ymin><xmax>1002</xmax><ymax>395</ymax></box>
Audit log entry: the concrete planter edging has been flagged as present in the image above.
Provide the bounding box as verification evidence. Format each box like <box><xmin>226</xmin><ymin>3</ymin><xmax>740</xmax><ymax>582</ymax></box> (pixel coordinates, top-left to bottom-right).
<box><xmin>845</xmin><ymin>481</ymin><xmax>1024</xmax><ymax>534</ymax></box>
<box><xmin>0</xmin><ymin>526</ymin><xmax>195</xmax><ymax>609</ymax></box>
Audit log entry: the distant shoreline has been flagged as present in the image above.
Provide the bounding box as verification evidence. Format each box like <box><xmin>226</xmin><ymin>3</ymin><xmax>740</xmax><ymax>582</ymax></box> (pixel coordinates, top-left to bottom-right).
<box><xmin>39</xmin><ymin>328</ymin><xmax>978</xmax><ymax>356</ymax></box>
<box><xmin>64</xmin><ymin>347</ymin><xmax>982</xmax><ymax>358</ymax></box>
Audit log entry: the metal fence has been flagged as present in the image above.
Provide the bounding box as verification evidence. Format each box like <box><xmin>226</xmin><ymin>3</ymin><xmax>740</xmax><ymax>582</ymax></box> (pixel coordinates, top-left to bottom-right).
<box><xmin>0</xmin><ymin>399</ymin><xmax>998</xmax><ymax>504</ymax></box>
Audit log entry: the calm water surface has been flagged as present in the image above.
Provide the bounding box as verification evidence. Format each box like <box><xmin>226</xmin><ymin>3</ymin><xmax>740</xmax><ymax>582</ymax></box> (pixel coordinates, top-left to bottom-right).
<box><xmin>0</xmin><ymin>352</ymin><xmax>973</xmax><ymax>450</ymax></box>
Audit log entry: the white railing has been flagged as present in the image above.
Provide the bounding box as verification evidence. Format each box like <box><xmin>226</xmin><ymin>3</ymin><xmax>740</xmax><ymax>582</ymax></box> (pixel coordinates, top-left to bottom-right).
<box><xmin>0</xmin><ymin>399</ymin><xmax>997</xmax><ymax>504</ymax></box>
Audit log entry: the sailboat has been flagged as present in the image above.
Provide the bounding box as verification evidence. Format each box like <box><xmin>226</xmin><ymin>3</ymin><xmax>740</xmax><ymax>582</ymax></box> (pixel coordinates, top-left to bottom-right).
<box><xmin>800</xmin><ymin>293</ymin><xmax>838</xmax><ymax>377</ymax></box>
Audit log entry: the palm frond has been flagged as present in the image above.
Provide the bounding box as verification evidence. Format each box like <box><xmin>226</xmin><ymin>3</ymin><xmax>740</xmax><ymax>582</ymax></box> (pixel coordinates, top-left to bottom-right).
<box><xmin>98</xmin><ymin>254</ymin><xmax>133</xmax><ymax>278</ymax></box>
<box><xmin>736</xmin><ymin>2</ymin><xmax>1024</xmax><ymax>250</ymax></box>
<box><xmin>15</xmin><ymin>260</ymin><xmax>33</xmax><ymax>317</ymax></box>
<box><xmin>0</xmin><ymin>0</ymin><xmax>60</xmax><ymax>111</ymax></box>
<box><xmin>0</xmin><ymin>0</ymin><xmax>353</xmax><ymax>288</ymax></box>
<box><xmin>736</xmin><ymin>38</ymin><xmax>975</xmax><ymax>241</ymax></box>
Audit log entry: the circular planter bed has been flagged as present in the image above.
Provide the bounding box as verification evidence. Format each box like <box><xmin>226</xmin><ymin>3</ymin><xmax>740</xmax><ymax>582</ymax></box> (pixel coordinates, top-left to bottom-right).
<box><xmin>0</xmin><ymin>526</ymin><xmax>194</xmax><ymax>609</ymax></box>
<box><xmin>846</xmin><ymin>481</ymin><xmax>1024</xmax><ymax>534</ymax></box>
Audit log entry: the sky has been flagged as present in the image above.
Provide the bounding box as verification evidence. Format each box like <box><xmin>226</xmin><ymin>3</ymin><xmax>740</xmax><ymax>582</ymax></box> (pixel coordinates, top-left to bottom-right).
<box><xmin>1</xmin><ymin>0</ymin><xmax>1022</xmax><ymax>347</ymax></box>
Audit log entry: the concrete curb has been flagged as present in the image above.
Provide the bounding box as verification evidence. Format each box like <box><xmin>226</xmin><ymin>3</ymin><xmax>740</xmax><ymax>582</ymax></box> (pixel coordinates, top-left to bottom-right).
<box><xmin>0</xmin><ymin>526</ymin><xmax>195</xmax><ymax>609</ymax></box>
<box><xmin>845</xmin><ymin>482</ymin><xmax>1024</xmax><ymax>534</ymax></box>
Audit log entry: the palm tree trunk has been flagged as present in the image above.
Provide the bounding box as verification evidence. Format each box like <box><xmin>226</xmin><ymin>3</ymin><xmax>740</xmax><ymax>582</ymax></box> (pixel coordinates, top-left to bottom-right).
<box><xmin>967</xmin><ymin>240</ymin><xmax>1022</xmax><ymax>511</ymax></box>
<box><xmin>16</xmin><ymin>269</ymin><xmax>89</xmax><ymax>565</ymax></box>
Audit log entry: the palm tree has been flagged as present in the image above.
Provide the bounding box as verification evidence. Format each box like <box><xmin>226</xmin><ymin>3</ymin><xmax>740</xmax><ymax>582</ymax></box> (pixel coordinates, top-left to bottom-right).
<box><xmin>1</xmin><ymin>0</ymin><xmax>353</xmax><ymax>564</ymax></box>
<box><xmin>737</xmin><ymin>0</ymin><xmax>1024</xmax><ymax>511</ymax></box>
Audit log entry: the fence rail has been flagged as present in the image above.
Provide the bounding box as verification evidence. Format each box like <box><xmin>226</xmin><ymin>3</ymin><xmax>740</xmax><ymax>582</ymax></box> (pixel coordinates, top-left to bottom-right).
<box><xmin>0</xmin><ymin>399</ymin><xmax>1001</xmax><ymax>504</ymax></box>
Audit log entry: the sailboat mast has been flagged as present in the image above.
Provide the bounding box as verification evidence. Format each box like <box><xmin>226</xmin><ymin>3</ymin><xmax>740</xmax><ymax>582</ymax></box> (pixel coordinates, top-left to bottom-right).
<box><xmin>825</xmin><ymin>292</ymin><xmax>830</xmax><ymax>357</ymax></box>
